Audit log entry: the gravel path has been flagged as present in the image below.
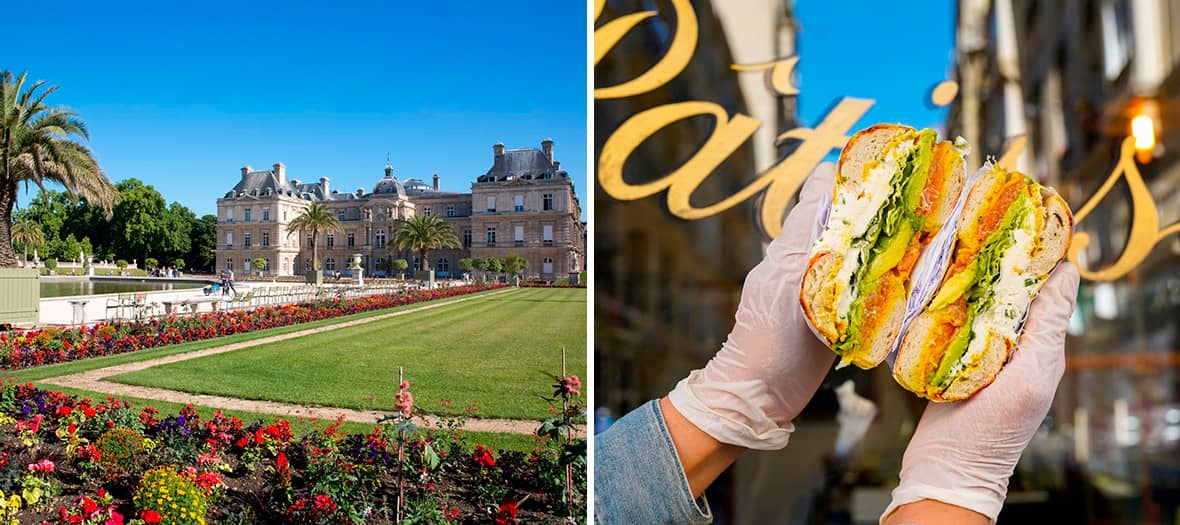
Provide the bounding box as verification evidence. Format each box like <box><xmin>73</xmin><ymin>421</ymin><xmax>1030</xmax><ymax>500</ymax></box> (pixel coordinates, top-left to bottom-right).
<box><xmin>40</xmin><ymin>288</ymin><xmax>582</xmax><ymax>436</ymax></box>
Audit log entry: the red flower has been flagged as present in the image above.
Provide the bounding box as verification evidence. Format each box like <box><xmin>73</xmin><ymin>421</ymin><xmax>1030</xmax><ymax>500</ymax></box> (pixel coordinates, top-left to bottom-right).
<box><xmin>81</xmin><ymin>405</ymin><xmax>97</xmax><ymax>418</ymax></box>
<box><xmin>82</xmin><ymin>496</ymin><xmax>98</xmax><ymax>515</ymax></box>
<box><xmin>495</xmin><ymin>499</ymin><xmax>519</xmax><ymax>524</ymax></box>
<box><xmin>141</xmin><ymin>510</ymin><xmax>162</xmax><ymax>524</ymax></box>
<box><xmin>473</xmin><ymin>445</ymin><xmax>496</xmax><ymax>468</ymax></box>
<box><xmin>55</xmin><ymin>406</ymin><xmax>73</xmax><ymax>417</ymax></box>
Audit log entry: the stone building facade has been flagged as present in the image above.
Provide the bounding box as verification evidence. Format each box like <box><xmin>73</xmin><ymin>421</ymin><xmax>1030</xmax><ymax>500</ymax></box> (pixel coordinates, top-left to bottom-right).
<box><xmin>214</xmin><ymin>140</ymin><xmax>583</xmax><ymax>281</ymax></box>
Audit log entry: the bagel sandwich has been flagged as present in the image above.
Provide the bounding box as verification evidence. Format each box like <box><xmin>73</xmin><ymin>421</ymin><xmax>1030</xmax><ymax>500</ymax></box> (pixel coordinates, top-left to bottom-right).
<box><xmin>800</xmin><ymin>124</ymin><xmax>968</xmax><ymax>368</ymax></box>
<box><xmin>892</xmin><ymin>164</ymin><xmax>1073</xmax><ymax>401</ymax></box>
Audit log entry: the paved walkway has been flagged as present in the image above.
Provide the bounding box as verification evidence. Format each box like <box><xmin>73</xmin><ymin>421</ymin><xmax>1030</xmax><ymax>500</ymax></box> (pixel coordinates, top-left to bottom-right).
<box><xmin>41</xmin><ymin>288</ymin><xmax>581</xmax><ymax>436</ymax></box>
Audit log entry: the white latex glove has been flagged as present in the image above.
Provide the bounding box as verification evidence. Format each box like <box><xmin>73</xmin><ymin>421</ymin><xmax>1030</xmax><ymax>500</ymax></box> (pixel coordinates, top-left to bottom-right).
<box><xmin>667</xmin><ymin>163</ymin><xmax>837</xmax><ymax>450</ymax></box>
<box><xmin>883</xmin><ymin>262</ymin><xmax>1080</xmax><ymax>522</ymax></box>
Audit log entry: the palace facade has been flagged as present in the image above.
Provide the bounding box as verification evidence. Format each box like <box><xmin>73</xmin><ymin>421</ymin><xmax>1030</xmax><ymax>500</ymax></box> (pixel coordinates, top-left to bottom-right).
<box><xmin>214</xmin><ymin>139</ymin><xmax>584</xmax><ymax>281</ymax></box>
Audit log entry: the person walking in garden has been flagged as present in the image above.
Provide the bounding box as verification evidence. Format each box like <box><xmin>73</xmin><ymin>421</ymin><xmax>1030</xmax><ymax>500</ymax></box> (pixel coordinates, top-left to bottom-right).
<box><xmin>223</xmin><ymin>268</ymin><xmax>236</xmax><ymax>296</ymax></box>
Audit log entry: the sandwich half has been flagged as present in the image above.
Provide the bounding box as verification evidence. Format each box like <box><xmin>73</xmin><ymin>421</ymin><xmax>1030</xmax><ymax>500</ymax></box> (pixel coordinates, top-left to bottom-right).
<box><xmin>800</xmin><ymin>124</ymin><xmax>967</xmax><ymax>368</ymax></box>
<box><xmin>893</xmin><ymin>165</ymin><xmax>1073</xmax><ymax>401</ymax></box>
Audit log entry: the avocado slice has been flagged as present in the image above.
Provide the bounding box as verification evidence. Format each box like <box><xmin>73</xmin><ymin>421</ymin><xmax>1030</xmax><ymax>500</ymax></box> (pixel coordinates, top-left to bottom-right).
<box><xmin>864</xmin><ymin>221</ymin><xmax>914</xmax><ymax>283</ymax></box>
<box><xmin>928</xmin><ymin>260</ymin><xmax>978</xmax><ymax>311</ymax></box>
<box><xmin>929</xmin><ymin>323</ymin><xmax>972</xmax><ymax>388</ymax></box>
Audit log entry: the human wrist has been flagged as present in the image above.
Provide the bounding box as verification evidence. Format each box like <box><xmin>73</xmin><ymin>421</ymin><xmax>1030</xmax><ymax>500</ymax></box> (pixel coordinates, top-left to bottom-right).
<box><xmin>666</xmin><ymin>369</ymin><xmax>794</xmax><ymax>450</ymax></box>
<box><xmin>881</xmin><ymin>499</ymin><xmax>990</xmax><ymax>525</ymax></box>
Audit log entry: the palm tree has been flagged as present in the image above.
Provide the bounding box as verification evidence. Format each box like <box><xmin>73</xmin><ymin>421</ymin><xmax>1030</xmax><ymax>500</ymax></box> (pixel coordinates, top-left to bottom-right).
<box><xmin>10</xmin><ymin>217</ymin><xmax>42</xmax><ymax>266</ymax></box>
<box><xmin>1</xmin><ymin>71</ymin><xmax>116</xmax><ymax>268</ymax></box>
<box><xmin>286</xmin><ymin>202</ymin><xmax>340</xmax><ymax>274</ymax></box>
<box><xmin>393</xmin><ymin>214</ymin><xmax>460</xmax><ymax>272</ymax></box>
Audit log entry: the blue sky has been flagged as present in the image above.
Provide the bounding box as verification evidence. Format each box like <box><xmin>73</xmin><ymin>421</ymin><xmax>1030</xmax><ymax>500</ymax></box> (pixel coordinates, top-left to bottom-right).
<box><xmin>794</xmin><ymin>1</ymin><xmax>956</xmax><ymax>137</ymax></box>
<box><xmin>6</xmin><ymin>1</ymin><xmax>587</xmax><ymax>218</ymax></box>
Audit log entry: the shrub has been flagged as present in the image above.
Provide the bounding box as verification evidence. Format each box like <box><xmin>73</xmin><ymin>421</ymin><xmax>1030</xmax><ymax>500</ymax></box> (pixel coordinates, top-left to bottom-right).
<box><xmin>173</xmin><ymin>259</ymin><xmax>186</xmax><ymax>271</ymax></box>
<box><xmin>145</xmin><ymin>258</ymin><xmax>159</xmax><ymax>271</ymax></box>
<box><xmin>134</xmin><ymin>466</ymin><xmax>207</xmax><ymax>525</ymax></box>
<box><xmin>93</xmin><ymin>427</ymin><xmax>146</xmax><ymax>481</ymax></box>
<box><xmin>116</xmin><ymin>260</ymin><xmax>129</xmax><ymax>269</ymax></box>
<box><xmin>44</xmin><ymin>258</ymin><xmax>57</xmax><ymax>271</ymax></box>
<box><xmin>390</xmin><ymin>259</ymin><xmax>408</xmax><ymax>272</ymax></box>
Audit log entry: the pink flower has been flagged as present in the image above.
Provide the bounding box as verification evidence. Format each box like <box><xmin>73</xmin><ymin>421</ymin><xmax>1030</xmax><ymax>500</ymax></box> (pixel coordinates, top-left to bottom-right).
<box><xmin>399</xmin><ymin>380</ymin><xmax>410</xmax><ymax>390</ymax></box>
<box><xmin>394</xmin><ymin>390</ymin><xmax>414</xmax><ymax>416</ymax></box>
<box><xmin>27</xmin><ymin>459</ymin><xmax>55</xmax><ymax>473</ymax></box>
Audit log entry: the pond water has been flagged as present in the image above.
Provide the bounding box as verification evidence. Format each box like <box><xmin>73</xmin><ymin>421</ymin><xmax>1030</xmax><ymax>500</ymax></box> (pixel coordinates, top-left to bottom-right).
<box><xmin>40</xmin><ymin>280</ymin><xmax>204</xmax><ymax>298</ymax></box>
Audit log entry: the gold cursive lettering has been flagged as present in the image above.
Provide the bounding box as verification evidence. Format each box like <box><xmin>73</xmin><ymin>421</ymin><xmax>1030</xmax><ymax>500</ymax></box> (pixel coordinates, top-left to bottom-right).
<box><xmin>598</xmin><ymin>98</ymin><xmax>873</xmax><ymax>238</ymax></box>
<box><xmin>594</xmin><ymin>0</ymin><xmax>698</xmax><ymax>99</ymax></box>
<box><xmin>1066</xmin><ymin>137</ymin><xmax>1180</xmax><ymax>281</ymax></box>
<box><xmin>731</xmin><ymin>57</ymin><xmax>800</xmax><ymax>96</ymax></box>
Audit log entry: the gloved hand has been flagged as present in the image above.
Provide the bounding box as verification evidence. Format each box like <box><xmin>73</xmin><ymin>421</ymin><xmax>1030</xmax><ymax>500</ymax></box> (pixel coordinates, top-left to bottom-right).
<box><xmin>667</xmin><ymin>162</ymin><xmax>837</xmax><ymax>450</ymax></box>
<box><xmin>883</xmin><ymin>262</ymin><xmax>1080</xmax><ymax>522</ymax></box>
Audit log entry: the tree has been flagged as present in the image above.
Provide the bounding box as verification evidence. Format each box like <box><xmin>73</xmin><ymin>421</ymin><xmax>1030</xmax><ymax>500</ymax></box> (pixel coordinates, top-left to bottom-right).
<box><xmin>392</xmin><ymin>214</ymin><xmax>459</xmax><ymax>272</ymax></box>
<box><xmin>10</xmin><ymin>217</ymin><xmax>42</xmax><ymax>266</ymax></box>
<box><xmin>111</xmin><ymin>179</ymin><xmax>169</xmax><ymax>263</ymax></box>
<box><xmin>286</xmin><ymin>203</ymin><xmax>339</xmax><ymax>274</ymax></box>
<box><xmin>390</xmin><ymin>258</ymin><xmax>408</xmax><ymax>276</ymax></box>
<box><xmin>188</xmin><ymin>214</ymin><xmax>217</xmax><ymax>273</ymax></box>
<box><xmin>472</xmin><ymin>257</ymin><xmax>490</xmax><ymax>282</ymax></box>
<box><xmin>116</xmin><ymin>259</ymin><xmax>128</xmax><ymax>269</ymax></box>
<box><xmin>44</xmin><ymin>258</ymin><xmax>56</xmax><ymax>271</ymax></box>
<box><xmin>458</xmin><ymin>257</ymin><xmax>474</xmax><ymax>273</ymax></box>
<box><xmin>1</xmin><ymin>71</ymin><xmax>116</xmax><ymax>267</ymax></box>
<box><xmin>251</xmin><ymin>257</ymin><xmax>267</xmax><ymax>277</ymax></box>
<box><xmin>486</xmin><ymin>257</ymin><xmax>504</xmax><ymax>280</ymax></box>
<box><xmin>144</xmin><ymin>257</ymin><xmax>158</xmax><ymax>271</ymax></box>
<box><xmin>172</xmin><ymin>258</ymin><xmax>185</xmax><ymax>271</ymax></box>
<box><xmin>502</xmin><ymin>254</ymin><xmax>528</xmax><ymax>280</ymax></box>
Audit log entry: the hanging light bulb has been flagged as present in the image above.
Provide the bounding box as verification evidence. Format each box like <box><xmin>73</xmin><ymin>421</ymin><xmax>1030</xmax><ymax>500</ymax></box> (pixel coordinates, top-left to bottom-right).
<box><xmin>1131</xmin><ymin>99</ymin><xmax>1160</xmax><ymax>163</ymax></box>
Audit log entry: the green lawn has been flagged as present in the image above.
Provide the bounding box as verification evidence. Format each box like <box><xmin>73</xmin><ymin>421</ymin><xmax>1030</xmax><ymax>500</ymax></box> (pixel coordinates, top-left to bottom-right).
<box><xmin>106</xmin><ymin>288</ymin><xmax>586</xmax><ymax>421</ymax></box>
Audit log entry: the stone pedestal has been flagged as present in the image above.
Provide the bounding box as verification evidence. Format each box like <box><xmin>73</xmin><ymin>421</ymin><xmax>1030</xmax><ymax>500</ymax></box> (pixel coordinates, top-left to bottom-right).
<box><xmin>568</xmin><ymin>272</ymin><xmax>580</xmax><ymax>285</ymax></box>
<box><xmin>306</xmin><ymin>270</ymin><xmax>323</xmax><ymax>285</ymax></box>
<box><xmin>414</xmin><ymin>270</ymin><xmax>435</xmax><ymax>289</ymax></box>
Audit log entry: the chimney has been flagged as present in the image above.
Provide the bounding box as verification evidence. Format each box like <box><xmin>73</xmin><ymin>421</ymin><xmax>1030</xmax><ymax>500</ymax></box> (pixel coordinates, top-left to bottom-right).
<box><xmin>319</xmin><ymin>177</ymin><xmax>330</xmax><ymax>195</ymax></box>
<box><xmin>273</xmin><ymin>162</ymin><xmax>286</xmax><ymax>185</ymax></box>
<box><xmin>241</xmin><ymin>165</ymin><xmax>252</xmax><ymax>178</ymax></box>
<box><xmin>432</xmin><ymin>173</ymin><xmax>440</xmax><ymax>191</ymax></box>
<box><xmin>541</xmin><ymin>138</ymin><xmax>554</xmax><ymax>164</ymax></box>
<box><xmin>493</xmin><ymin>142</ymin><xmax>505</xmax><ymax>157</ymax></box>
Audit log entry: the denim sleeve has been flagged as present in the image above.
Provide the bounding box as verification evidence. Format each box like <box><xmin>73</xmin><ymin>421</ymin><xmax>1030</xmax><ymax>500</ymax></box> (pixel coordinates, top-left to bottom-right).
<box><xmin>594</xmin><ymin>399</ymin><xmax>713</xmax><ymax>524</ymax></box>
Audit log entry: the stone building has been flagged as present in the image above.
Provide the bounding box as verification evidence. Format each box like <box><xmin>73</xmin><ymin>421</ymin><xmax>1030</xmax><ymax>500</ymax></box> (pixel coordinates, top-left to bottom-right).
<box><xmin>214</xmin><ymin>140</ymin><xmax>583</xmax><ymax>281</ymax></box>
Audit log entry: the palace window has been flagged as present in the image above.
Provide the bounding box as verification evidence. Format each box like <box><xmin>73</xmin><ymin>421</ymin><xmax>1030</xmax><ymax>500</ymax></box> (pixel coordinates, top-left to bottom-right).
<box><xmin>244</xmin><ymin>259</ymin><xmax>251</xmax><ymax>273</ymax></box>
<box><xmin>543</xmin><ymin>224</ymin><xmax>553</xmax><ymax>246</ymax></box>
<box><xmin>423</xmin><ymin>207</ymin><xmax>432</xmax><ymax>216</ymax></box>
<box><xmin>514</xmin><ymin>195</ymin><xmax>524</xmax><ymax>212</ymax></box>
<box><xmin>327</xmin><ymin>233</ymin><xmax>335</xmax><ymax>247</ymax></box>
<box><xmin>514</xmin><ymin>225</ymin><xmax>524</xmax><ymax>247</ymax></box>
<box><xmin>325</xmin><ymin>258</ymin><xmax>336</xmax><ymax>271</ymax></box>
<box><xmin>543</xmin><ymin>193</ymin><xmax>554</xmax><ymax>211</ymax></box>
<box><xmin>262</xmin><ymin>208</ymin><xmax>270</xmax><ymax>221</ymax></box>
<box><xmin>264</xmin><ymin>258</ymin><xmax>270</xmax><ymax>271</ymax></box>
<box><xmin>446</xmin><ymin>205</ymin><xmax>455</xmax><ymax>217</ymax></box>
<box><xmin>375</xmin><ymin>229</ymin><xmax>386</xmax><ymax>248</ymax></box>
<box><xmin>226</xmin><ymin>258</ymin><xmax>233</xmax><ymax>270</ymax></box>
<box><xmin>226</xmin><ymin>232</ymin><xmax>233</xmax><ymax>247</ymax></box>
<box><xmin>282</xmin><ymin>257</ymin><xmax>289</xmax><ymax>273</ymax></box>
<box><xmin>463</xmin><ymin>229</ymin><xmax>471</xmax><ymax>248</ymax></box>
<box><xmin>306</xmin><ymin>234</ymin><xmax>313</xmax><ymax>247</ymax></box>
<box><xmin>486</xmin><ymin>196</ymin><xmax>495</xmax><ymax>213</ymax></box>
<box><xmin>226</xmin><ymin>208</ymin><xmax>234</xmax><ymax>222</ymax></box>
<box><xmin>486</xmin><ymin>227</ymin><xmax>496</xmax><ymax>247</ymax></box>
<box><xmin>347</xmin><ymin>232</ymin><xmax>355</xmax><ymax>247</ymax></box>
<box><xmin>283</xmin><ymin>210</ymin><xmax>287</xmax><ymax>221</ymax></box>
<box><xmin>244</xmin><ymin>233</ymin><xmax>252</xmax><ymax>247</ymax></box>
<box><xmin>262</xmin><ymin>232</ymin><xmax>270</xmax><ymax>247</ymax></box>
<box><xmin>543</xmin><ymin>257</ymin><xmax>554</xmax><ymax>274</ymax></box>
<box><xmin>337</xmin><ymin>210</ymin><xmax>345</xmax><ymax>221</ymax></box>
<box><xmin>437</xmin><ymin>257</ymin><xmax>449</xmax><ymax>273</ymax></box>
<box><xmin>244</xmin><ymin>208</ymin><xmax>252</xmax><ymax>222</ymax></box>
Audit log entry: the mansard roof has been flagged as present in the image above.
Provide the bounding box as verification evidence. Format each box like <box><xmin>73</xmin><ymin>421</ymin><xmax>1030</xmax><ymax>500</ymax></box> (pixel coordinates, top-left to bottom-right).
<box><xmin>477</xmin><ymin>148</ymin><xmax>567</xmax><ymax>183</ymax></box>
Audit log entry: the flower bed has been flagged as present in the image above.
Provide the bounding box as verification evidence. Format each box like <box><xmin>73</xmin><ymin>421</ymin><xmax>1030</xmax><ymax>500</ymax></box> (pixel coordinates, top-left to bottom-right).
<box><xmin>0</xmin><ymin>284</ymin><xmax>506</xmax><ymax>371</ymax></box>
<box><xmin>518</xmin><ymin>283</ymin><xmax>586</xmax><ymax>289</ymax></box>
<box><xmin>0</xmin><ymin>373</ymin><xmax>586</xmax><ymax>524</ymax></box>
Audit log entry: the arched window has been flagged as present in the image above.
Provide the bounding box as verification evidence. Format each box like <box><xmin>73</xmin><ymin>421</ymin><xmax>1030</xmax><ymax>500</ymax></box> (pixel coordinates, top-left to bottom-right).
<box><xmin>543</xmin><ymin>257</ymin><xmax>554</xmax><ymax>274</ymax></box>
<box><xmin>325</xmin><ymin>258</ymin><xmax>336</xmax><ymax>271</ymax></box>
